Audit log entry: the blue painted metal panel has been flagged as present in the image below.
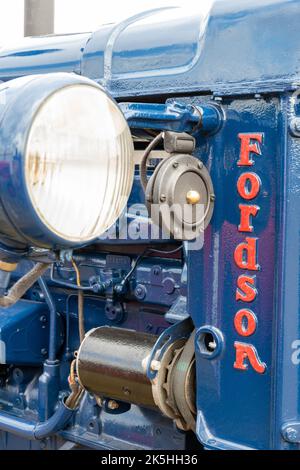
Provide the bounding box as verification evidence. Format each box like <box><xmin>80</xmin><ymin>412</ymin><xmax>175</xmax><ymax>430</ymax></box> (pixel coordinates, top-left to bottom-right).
<box><xmin>0</xmin><ymin>300</ymin><xmax>52</xmax><ymax>365</ymax></box>
<box><xmin>0</xmin><ymin>33</ymin><xmax>90</xmax><ymax>82</ymax></box>
<box><xmin>0</xmin><ymin>1</ymin><xmax>299</xmax><ymax>97</ymax></box>
<box><xmin>180</xmin><ymin>93</ymin><xmax>296</xmax><ymax>450</ymax></box>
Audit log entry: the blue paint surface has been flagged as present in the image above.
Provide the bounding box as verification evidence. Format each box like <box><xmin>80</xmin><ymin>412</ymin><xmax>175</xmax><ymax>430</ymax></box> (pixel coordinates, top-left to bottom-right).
<box><xmin>0</xmin><ymin>1</ymin><xmax>299</xmax><ymax>96</ymax></box>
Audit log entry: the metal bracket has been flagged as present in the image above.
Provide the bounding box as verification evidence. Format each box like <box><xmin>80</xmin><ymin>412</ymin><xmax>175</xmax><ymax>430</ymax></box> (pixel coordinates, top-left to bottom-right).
<box><xmin>164</xmin><ymin>131</ymin><xmax>195</xmax><ymax>154</ymax></box>
<box><xmin>146</xmin><ymin>316</ymin><xmax>193</xmax><ymax>380</ymax></box>
<box><xmin>120</xmin><ymin>101</ymin><xmax>223</xmax><ymax>135</ymax></box>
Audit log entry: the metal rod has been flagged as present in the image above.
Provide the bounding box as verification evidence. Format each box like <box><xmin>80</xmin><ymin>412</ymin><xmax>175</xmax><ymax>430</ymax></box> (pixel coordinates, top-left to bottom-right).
<box><xmin>0</xmin><ymin>400</ymin><xmax>74</xmax><ymax>439</ymax></box>
<box><xmin>38</xmin><ymin>276</ymin><xmax>57</xmax><ymax>363</ymax></box>
<box><xmin>24</xmin><ymin>0</ymin><xmax>55</xmax><ymax>37</ymax></box>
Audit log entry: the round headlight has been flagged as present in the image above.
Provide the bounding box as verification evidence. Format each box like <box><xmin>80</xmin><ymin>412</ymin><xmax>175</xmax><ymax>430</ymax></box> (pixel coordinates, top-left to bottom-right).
<box><xmin>0</xmin><ymin>73</ymin><xmax>134</xmax><ymax>250</ymax></box>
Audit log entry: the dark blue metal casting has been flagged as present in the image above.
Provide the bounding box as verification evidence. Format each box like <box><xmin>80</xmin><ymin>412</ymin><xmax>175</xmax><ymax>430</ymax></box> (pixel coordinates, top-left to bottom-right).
<box><xmin>0</xmin><ymin>300</ymin><xmax>59</xmax><ymax>365</ymax></box>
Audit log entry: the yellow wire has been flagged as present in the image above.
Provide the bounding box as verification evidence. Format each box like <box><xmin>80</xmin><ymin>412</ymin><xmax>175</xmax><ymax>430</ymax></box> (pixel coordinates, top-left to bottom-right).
<box><xmin>71</xmin><ymin>258</ymin><xmax>85</xmax><ymax>344</ymax></box>
<box><xmin>71</xmin><ymin>259</ymin><xmax>81</xmax><ymax>287</ymax></box>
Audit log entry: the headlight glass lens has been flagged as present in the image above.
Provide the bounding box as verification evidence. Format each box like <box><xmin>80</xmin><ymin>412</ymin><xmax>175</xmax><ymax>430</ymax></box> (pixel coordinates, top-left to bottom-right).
<box><xmin>25</xmin><ymin>84</ymin><xmax>134</xmax><ymax>243</ymax></box>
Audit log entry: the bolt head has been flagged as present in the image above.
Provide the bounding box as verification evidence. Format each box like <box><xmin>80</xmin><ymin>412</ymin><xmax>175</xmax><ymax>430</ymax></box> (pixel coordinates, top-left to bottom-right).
<box><xmin>290</xmin><ymin>118</ymin><xmax>300</xmax><ymax>136</ymax></box>
<box><xmin>160</xmin><ymin>194</ymin><xmax>167</xmax><ymax>203</ymax></box>
<box><xmin>107</xmin><ymin>400</ymin><xmax>119</xmax><ymax>410</ymax></box>
<box><xmin>285</xmin><ymin>427</ymin><xmax>298</xmax><ymax>442</ymax></box>
<box><xmin>135</xmin><ymin>284</ymin><xmax>146</xmax><ymax>300</ymax></box>
<box><xmin>150</xmin><ymin>360</ymin><xmax>161</xmax><ymax>371</ymax></box>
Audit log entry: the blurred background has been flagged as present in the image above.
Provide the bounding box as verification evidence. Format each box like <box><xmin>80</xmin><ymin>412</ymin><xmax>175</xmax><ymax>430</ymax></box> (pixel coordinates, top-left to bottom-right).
<box><xmin>0</xmin><ymin>0</ymin><xmax>207</xmax><ymax>46</ymax></box>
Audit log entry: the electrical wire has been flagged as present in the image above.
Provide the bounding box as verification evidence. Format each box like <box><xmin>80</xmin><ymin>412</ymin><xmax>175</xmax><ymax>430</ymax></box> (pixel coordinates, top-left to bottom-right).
<box><xmin>71</xmin><ymin>259</ymin><xmax>85</xmax><ymax>344</ymax></box>
<box><xmin>139</xmin><ymin>132</ymin><xmax>164</xmax><ymax>193</ymax></box>
<box><xmin>50</xmin><ymin>263</ymin><xmax>93</xmax><ymax>291</ymax></box>
<box><xmin>117</xmin><ymin>244</ymin><xmax>183</xmax><ymax>291</ymax></box>
<box><xmin>65</xmin><ymin>359</ymin><xmax>84</xmax><ymax>410</ymax></box>
<box><xmin>148</xmin><ymin>245</ymin><xmax>184</xmax><ymax>256</ymax></box>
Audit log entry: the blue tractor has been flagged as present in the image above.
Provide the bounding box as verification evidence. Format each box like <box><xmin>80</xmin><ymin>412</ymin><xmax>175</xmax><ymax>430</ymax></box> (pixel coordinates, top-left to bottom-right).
<box><xmin>0</xmin><ymin>0</ymin><xmax>298</xmax><ymax>451</ymax></box>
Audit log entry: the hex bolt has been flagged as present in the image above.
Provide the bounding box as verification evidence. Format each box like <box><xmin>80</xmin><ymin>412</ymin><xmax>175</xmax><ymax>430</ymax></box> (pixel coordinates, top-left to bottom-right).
<box><xmin>198</xmin><ymin>162</ymin><xmax>204</xmax><ymax>170</ymax></box>
<box><xmin>285</xmin><ymin>427</ymin><xmax>298</xmax><ymax>442</ymax></box>
<box><xmin>173</xmin><ymin>162</ymin><xmax>179</xmax><ymax>169</ymax></box>
<box><xmin>151</xmin><ymin>360</ymin><xmax>161</xmax><ymax>371</ymax></box>
<box><xmin>289</xmin><ymin>118</ymin><xmax>300</xmax><ymax>137</ymax></box>
<box><xmin>135</xmin><ymin>284</ymin><xmax>146</xmax><ymax>300</ymax></box>
<box><xmin>153</xmin><ymin>267</ymin><xmax>161</xmax><ymax>276</ymax></box>
<box><xmin>107</xmin><ymin>400</ymin><xmax>119</xmax><ymax>410</ymax></box>
<box><xmin>210</xmin><ymin>194</ymin><xmax>216</xmax><ymax>202</ymax></box>
<box><xmin>160</xmin><ymin>194</ymin><xmax>167</xmax><ymax>202</ymax></box>
<box><xmin>14</xmin><ymin>398</ymin><xmax>21</xmax><ymax>407</ymax></box>
<box><xmin>39</xmin><ymin>439</ymin><xmax>48</xmax><ymax>450</ymax></box>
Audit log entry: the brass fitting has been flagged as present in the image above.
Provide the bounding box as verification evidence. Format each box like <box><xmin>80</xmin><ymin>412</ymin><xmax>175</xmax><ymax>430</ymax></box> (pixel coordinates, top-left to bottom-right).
<box><xmin>186</xmin><ymin>190</ymin><xmax>201</xmax><ymax>205</ymax></box>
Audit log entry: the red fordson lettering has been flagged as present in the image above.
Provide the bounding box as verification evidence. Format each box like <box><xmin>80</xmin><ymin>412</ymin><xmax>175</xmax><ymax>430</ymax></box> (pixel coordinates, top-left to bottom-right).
<box><xmin>234</xmin><ymin>133</ymin><xmax>266</xmax><ymax>374</ymax></box>
<box><xmin>237</xmin><ymin>133</ymin><xmax>263</xmax><ymax>166</ymax></box>
<box><xmin>236</xmin><ymin>275</ymin><xmax>257</xmax><ymax>302</ymax></box>
<box><xmin>238</xmin><ymin>204</ymin><xmax>260</xmax><ymax>232</ymax></box>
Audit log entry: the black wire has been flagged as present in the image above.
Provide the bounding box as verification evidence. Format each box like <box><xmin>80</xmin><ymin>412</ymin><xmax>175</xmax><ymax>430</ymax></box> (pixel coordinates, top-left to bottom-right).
<box><xmin>51</xmin><ymin>246</ymin><xmax>183</xmax><ymax>295</ymax></box>
<box><xmin>119</xmin><ymin>245</ymin><xmax>183</xmax><ymax>288</ymax></box>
